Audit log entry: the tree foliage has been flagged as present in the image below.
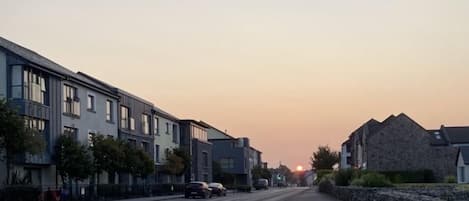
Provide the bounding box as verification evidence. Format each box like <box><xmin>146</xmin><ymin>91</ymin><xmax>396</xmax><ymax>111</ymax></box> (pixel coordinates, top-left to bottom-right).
<box><xmin>163</xmin><ymin>149</ymin><xmax>185</xmax><ymax>176</ymax></box>
<box><xmin>310</xmin><ymin>145</ymin><xmax>339</xmax><ymax>170</ymax></box>
<box><xmin>54</xmin><ymin>135</ymin><xmax>94</xmax><ymax>183</ymax></box>
<box><xmin>0</xmin><ymin>99</ymin><xmax>45</xmax><ymax>184</ymax></box>
<box><xmin>123</xmin><ymin>144</ymin><xmax>154</xmax><ymax>179</ymax></box>
<box><xmin>252</xmin><ymin>165</ymin><xmax>272</xmax><ymax>181</ymax></box>
<box><xmin>90</xmin><ymin>135</ymin><xmax>126</xmax><ymax>184</ymax></box>
<box><xmin>171</xmin><ymin>148</ymin><xmax>190</xmax><ymax>176</ymax></box>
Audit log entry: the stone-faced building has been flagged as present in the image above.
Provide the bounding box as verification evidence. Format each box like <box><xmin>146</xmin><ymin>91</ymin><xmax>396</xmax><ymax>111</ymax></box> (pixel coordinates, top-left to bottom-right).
<box><xmin>179</xmin><ymin>120</ymin><xmax>212</xmax><ymax>183</ymax></box>
<box><xmin>340</xmin><ymin>113</ymin><xmax>458</xmax><ymax>181</ymax></box>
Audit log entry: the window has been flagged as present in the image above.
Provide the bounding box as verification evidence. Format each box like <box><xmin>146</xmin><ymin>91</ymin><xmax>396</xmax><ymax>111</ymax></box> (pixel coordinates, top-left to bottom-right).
<box><xmin>165</xmin><ymin>123</ymin><xmax>170</xmax><ymax>134</ymax></box>
<box><xmin>25</xmin><ymin>117</ymin><xmax>46</xmax><ymax>135</ymax></box>
<box><xmin>203</xmin><ymin>174</ymin><xmax>208</xmax><ymax>182</ymax></box>
<box><xmin>106</xmin><ymin>100</ymin><xmax>113</xmax><ymax>122</ymax></box>
<box><xmin>11</xmin><ymin>66</ymin><xmax>47</xmax><ymax>104</ymax></box>
<box><xmin>142</xmin><ymin>114</ymin><xmax>150</xmax><ymax>134</ymax></box>
<box><xmin>154</xmin><ymin>117</ymin><xmax>159</xmax><ymax>135</ymax></box>
<box><xmin>172</xmin><ymin>124</ymin><xmax>178</xmax><ymax>143</ymax></box>
<box><xmin>130</xmin><ymin>117</ymin><xmax>135</xmax><ymax>130</ymax></box>
<box><xmin>128</xmin><ymin>139</ymin><xmax>137</xmax><ymax>148</ymax></box>
<box><xmin>141</xmin><ymin>142</ymin><xmax>149</xmax><ymax>152</ymax></box>
<box><xmin>202</xmin><ymin>152</ymin><xmax>209</xmax><ymax>167</ymax></box>
<box><xmin>87</xmin><ymin>94</ymin><xmax>95</xmax><ymax>111</ymax></box>
<box><xmin>220</xmin><ymin>158</ymin><xmax>234</xmax><ymax>169</ymax></box>
<box><xmin>63</xmin><ymin>85</ymin><xmax>80</xmax><ymax>116</ymax></box>
<box><xmin>460</xmin><ymin>167</ymin><xmax>465</xmax><ymax>183</ymax></box>
<box><xmin>88</xmin><ymin>132</ymin><xmax>95</xmax><ymax>147</ymax></box>
<box><xmin>63</xmin><ymin>127</ymin><xmax>78</xmax><ymax>139</ymax></box>
<box><xmin>120</xmin><ymin>106</ymin><xmax>129</xmax><ymax>129</ymax></box>
<box><xmin>155</xmin><ymin>144</ymin><xmax>160</xmax><ymax>163</ymax></box>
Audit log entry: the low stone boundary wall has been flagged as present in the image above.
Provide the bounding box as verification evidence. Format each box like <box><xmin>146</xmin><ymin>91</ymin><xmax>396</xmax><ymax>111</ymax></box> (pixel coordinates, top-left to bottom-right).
<box><xmin>329</xmin><ymin>186</ymin><xmax>469</xmax><ymax>201</ymax></box>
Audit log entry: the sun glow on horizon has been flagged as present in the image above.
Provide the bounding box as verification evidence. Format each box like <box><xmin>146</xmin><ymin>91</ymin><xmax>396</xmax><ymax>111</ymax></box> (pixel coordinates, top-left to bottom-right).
<box><xmin>296</xmin><ymin>165</ymin><xmax>304</xmax><ymax>172</ymax></box>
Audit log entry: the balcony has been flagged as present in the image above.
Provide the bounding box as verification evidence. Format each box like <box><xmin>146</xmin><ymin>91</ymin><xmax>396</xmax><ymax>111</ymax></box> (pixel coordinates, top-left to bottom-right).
<box><xmin>10</xmin><ymin>99</ymin><xmax>50</xmax><ymax>120</ymax></box>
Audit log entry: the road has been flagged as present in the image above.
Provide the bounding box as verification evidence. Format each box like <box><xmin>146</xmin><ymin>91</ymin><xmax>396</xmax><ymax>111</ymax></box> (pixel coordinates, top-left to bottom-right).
<box><xmin>171</xmin><ymin>187</ymin><xmax>338</xmax><ymax>201</ymax></box>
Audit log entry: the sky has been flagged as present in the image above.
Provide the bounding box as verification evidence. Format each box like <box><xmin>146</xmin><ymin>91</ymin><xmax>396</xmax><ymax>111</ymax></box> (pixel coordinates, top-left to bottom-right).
<box><xmin>2</xmin><ymin>0</ymin><xmax>469</xmax><ymax>170</ymax></box>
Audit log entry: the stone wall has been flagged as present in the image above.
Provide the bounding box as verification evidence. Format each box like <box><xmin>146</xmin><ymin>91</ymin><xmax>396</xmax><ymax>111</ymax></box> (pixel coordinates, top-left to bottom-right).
<box><xmin>366</xmin><ymin>114</ymin><xmax>458</xmax><ymax>181</ymax></box>
<box><xmin>331</xmin><ymin>186</ymin><xmax>469</xmax><ymax>201</ymax></box>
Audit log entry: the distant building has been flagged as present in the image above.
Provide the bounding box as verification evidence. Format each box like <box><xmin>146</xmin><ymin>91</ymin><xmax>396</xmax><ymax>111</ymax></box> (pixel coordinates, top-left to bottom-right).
<box><xmin>179</xmin><ymin>120</ymin><xmax>212</xmax><ymax>183</ymax></box>
<box><xmin>341</xmin><ymin>113</ymin><xmax>458</xmax><ymax>181</ymax></box>
<box><xmin>205</xmin><ymin>122</ymin><xmax>253</xmax><ymax>186</ymax></box>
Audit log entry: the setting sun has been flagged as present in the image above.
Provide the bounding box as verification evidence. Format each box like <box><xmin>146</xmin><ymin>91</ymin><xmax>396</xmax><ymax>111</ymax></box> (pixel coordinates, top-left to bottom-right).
<box><xmin>296</xmin><ymin>165</ymin><xmax>304</xmax><ymax>172</ymax></box>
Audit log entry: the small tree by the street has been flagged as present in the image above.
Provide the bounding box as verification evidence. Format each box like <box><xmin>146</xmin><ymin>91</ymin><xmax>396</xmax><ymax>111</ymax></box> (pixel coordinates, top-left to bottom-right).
<box><xmin>162</xmin><ymin>149</ymin><xmax>185</xmax><ymax>182</ymax></box>
<box><xmin>172</xmin><ymin>148</ymin><xmax>191</xmax><ymax>176</ymax></box>
<box><xmin>252</xmin><ymin>165</ymin><xmax>272</xmax><ymax>181</ymax></box>
<box><xmin>123</xmin><ymin>144</ymin><xmax>155</xmax><ymax>182</ymax></box>
<box><xmin>90</xmin><ymin>135</ymin><xmax>126</xmax><ymax>184</ymax></box>
<box><xmin>310</xmin><ymin>145</ymin><xmax>339</xmax><ymax>170</ymax></box>
<box><xmin>54</xmin><ymin>135</ymin><xmax>94</xmax><ymax>186</ymax></box>
<box><xmin>0</xmin><ymin>99</ymin><xmax>45</xmax><ymax>184</ymax></box>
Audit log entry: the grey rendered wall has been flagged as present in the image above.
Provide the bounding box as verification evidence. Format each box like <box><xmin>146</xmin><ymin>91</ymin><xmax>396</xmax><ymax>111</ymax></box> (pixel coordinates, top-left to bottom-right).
<box><xmin>0</xmin><ymin>51</ymin><xmax>6</xmax><ymax>98</ymax></box>
<box><xmin>61</xmin><ymin>80</ymin><xmax>118</xmax><ymax>145</ymax></box>
<box><xmin>211</xmin><ymin>140</ymin><xmax>249</xmax><ymax>174</ymax></box>
<box><xmin>192</xmin><ymin>139</ymin><xmax>212</xmax><ymax>182</ymax></box>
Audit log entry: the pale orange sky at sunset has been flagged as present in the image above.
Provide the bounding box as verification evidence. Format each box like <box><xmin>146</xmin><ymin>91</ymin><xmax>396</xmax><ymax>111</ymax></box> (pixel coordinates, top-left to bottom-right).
<box><xmin>2</xmin><ymin>0</ymin><xmax>469</xmax><ymax>169</ymax></box>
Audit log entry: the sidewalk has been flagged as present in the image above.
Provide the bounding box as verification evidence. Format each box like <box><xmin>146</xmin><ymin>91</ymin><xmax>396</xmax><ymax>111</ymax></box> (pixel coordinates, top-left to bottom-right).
<box><xmin>114</xmin><ymin>194</ymin><xmax>183</xmax><ymax>201</ymax></box>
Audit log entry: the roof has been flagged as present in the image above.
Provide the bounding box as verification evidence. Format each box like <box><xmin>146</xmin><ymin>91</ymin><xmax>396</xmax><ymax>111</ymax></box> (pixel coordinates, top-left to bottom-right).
<box><xmin>201</xmin><ymin>121</ymin><xmax>237</xmax><ymax>140</ymax></box>
<box><xmin>0</xmin><ymin>37</ymin><xmax>116</xmax><ymax>97</ymax></box>
<box><xmin>459</xmin><ymin>147</ymin><xmax>469</xmax><ymax>165</ymax></box>
<box><xmin>153</xmin><ymin>105</ymin><xmax>179</xmax><ymax>121</ymax></box>
<box><xmin>249</xmin><ymin>146</ymin><xmax>262</xmax><ymax>154</ymax></box>
<box><xmin>77</xmin><ymin>72</ymin><xmax>154</xmax><ymax>106</ymax></box>
<box><xmin>441</xmin><ymin>126</ymin><xmax>469</xmax><ymax>145</ymax></box>
<box><xmin>427</xmin><ymin>129</ymin><xmax>449</xmax><ymax>146</ymax></box>
<box><xmin>180</xmin><ymin>119</ymin><xmax>211</xmax><ymax>128</ymax></box>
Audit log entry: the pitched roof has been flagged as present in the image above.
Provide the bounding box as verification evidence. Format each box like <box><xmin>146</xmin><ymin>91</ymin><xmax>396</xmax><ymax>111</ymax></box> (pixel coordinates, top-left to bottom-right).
<box><xmin>459</xmin><ymin>147</ymin><xmax>469</xmax><ymax>165</ymax></box>
<box><xmin>427</xmin><ymin>129</ymin><xmax>449</xmax><ymax>146</ymax></box>
<box><xmin>0</xmin><ymin>37</ymin><xmax>116</xmax><ymax>96</ymax></box>
<box><xmin>441</xmin><ymin>126</ymin><xmax>469</xmax><ymax>144</ymax></box>
<box><xmin>153</xmin><ymin>105</ymin><xmax>179</xmax><ymax>121</ymax></box>
<box><xmin>201</xmin><ymin>121</ymin><xmax>237</xmax><ymax>140</ymax></box>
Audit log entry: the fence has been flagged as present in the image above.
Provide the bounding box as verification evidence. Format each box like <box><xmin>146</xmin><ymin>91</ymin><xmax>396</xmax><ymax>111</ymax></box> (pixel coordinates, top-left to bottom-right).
<box><xmin>0</xmin><ymin>184</ymin><xmax>186</xmax><ymax>201</ymax></box>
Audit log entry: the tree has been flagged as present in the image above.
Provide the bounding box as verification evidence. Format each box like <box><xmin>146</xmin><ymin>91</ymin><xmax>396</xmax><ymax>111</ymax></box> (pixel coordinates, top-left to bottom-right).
<box><xmin>162</xmin><ymin>149</ymin><xmax>185</xmax><ymax>182</ymax></box>
<box><xmin>277</xmin><ymin>165</ymin><xmax>294</xmax><ymax>184</ymax></box>
<box><xmin>252</xmin><ymin>165</ymin><xmax>272</xmax><ymax>181</ymax></box>
<box><xmin>0</xmin><ymin>99</ymin><xmax>45</xmax><ymax>184</ymax></box>
<box><xmin>90</xmin><ymin>135</ymin><xmax>126</xmax><ymax>184</ymax></box>
<box><xmin>54</xmin><ymin>135</ymin><xmax>94</xmax><ymax>186</ymax></box>
<box><xmin>123</xmin><ymin>144</ymin><xmax>154</xmax><ymax>182</ymax></box>
<box><xmin>171</xmin><ymin>148</ymin><xmax>191</xmax><ymax>176</ymax></box>
<box><xmin>310</xmin><ymin>145</ymin><xmax>339</xmax><ymax>170</ymax></box>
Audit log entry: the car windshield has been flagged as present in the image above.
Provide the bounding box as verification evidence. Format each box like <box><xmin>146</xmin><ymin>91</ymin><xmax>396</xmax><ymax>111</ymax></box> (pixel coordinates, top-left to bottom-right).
<box><xmin>187</xmin><ymin>183</ymin><xmax>203</xmax><ymax>188</ymax></box>
<box><xmin>208</xmin><ymin>183</ymin><xmax>220</xmax><ymax>188</ymax></box>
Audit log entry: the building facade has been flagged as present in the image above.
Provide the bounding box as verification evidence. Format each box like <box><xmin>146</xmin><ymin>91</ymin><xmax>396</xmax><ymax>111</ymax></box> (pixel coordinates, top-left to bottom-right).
<box><xmin>153</xmin><ymin>107</ymin><xmax>183</xmax><ymax>184</ymax></box>
<box><xmin>206</xmin><ymin>124</ymin><xmax>252</xmax><ymax>186</ymax></box>
<box><xmin>179</xmin><ymin>120</ymin><xmax>212</xmax><ymax>183</ymax></box>
<box><xmin>341</xmin><ymin>113</ymin><xmax>458</xmax><ymax>181</ymax></box>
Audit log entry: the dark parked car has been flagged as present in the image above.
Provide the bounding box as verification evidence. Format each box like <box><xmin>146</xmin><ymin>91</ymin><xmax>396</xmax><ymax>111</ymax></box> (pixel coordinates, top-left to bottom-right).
<box><xmin>208</xmin><ymin>183</ymin><xmax>227</xmax><ymax>196</ymax></box>
<box><xmin>254</xmin><ymin>179</ymin><xmax>269</xmax><ymax>190</ymax></box>
<box><xmin>185</xmin><ymin>182</ymin><xmax>212</xmax><ymax>199</ymax></box>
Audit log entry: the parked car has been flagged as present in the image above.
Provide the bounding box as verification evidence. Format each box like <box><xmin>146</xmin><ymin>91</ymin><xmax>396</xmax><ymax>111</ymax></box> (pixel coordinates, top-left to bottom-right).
<box><xmin>185</xmin><ymin>182</ymin><xmax>212</xmax><ymax>199</ymax></box>
<box><xmin>254</xmin><ymin>179</ymin><xmax>269</xmax><ymax>190</ymax></box>
<box><xmin>208</xmin><ymin>183</ymin><xmax>227</xmax><ymax>196</ymax></box>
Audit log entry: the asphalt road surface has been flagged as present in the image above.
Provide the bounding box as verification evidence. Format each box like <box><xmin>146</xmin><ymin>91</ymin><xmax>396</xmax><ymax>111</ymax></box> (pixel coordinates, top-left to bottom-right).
<box><xmin>173</xmin><ymin>187</ymin><xmax>338</xmax><ymax>201</ymax></box>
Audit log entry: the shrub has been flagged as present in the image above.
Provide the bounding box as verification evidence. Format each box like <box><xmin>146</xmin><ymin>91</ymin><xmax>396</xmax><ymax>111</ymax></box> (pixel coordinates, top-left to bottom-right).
<box><xmin>315</xmin><ymin>169</ymin><xmax>333</xmax><ymax>184</ymax></box>
<box><xmin>361</xmin><ymin>173</ymin><xmax>393</xmax><ymax>187</ymax></box>
<box><xmin>350</xmin><ymin>178</ymin><xmax>364</xmax><ymax>186</ymax></box>
<box><xmin>318</xmin><ymin>177</ymin><xmax>334</xmax><ymax>194</ymax></box>
<box><xmin>444</xmin><ymin>176</ymin><xmax>457</xmax><ymax>183</ymax></box>
<box><xmin>379</xmin><ymin>169</ymin><xmax>435</xmax><ymax>183</ymax></box>
<box><xmin>334</xmin><ymin>169</ymin><xmax>356</xmax><ymax>186</ymax></box>
<box><xmin>1</xmin><ymin>186</ymin><xmax>42</xmax><ymax>201</ymax></box>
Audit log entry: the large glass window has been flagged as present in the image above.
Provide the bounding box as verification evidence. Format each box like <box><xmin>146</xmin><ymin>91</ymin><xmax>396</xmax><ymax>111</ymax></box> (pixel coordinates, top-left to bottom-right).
<box><xmin>87</xmin><ymin>94</ymin><xmax>95</xmax><ymax>111</ymax></box>
<box><xmin>154</xmin><ymin>117</ymin><xmax>159</xmax><ymax>135</ymax></box>
<box><xmin>220</xmin><ymin>158</ymin><xmax>235</xmax><ymax>169</ymax></box>
<box><xmin>10</xmin><ymin>66</ymin><xmax>47</xmax><ymax>104</ymax></box>
<box><xmin>172</xmin><ymin>124</ymin><xmax>178</xmax><ymax>143</ymax></box>
<box><xmin>106</xmin><ymin>100</ymin><xmax>113</xmax><ymax>122</ymax></box>
<box><xmin>155</xmin><ymin>144</ymin><xmax>160</xmax><ymax>163</ymax></box>
<box><xmin>63</xmin><ymin>126</ymin><xmax>78</xmax><ymax>139</ymax></box>
<box><xmin>130</xmin><ymin>117</ymin><xmax>135</xmax><ymax>130</ymax></box>
<box><xmin>142</xmin><ymin>114</ymin><xmax>150</xmax><ymax>134</ymax></box>
<box><xmin>63</xmin><ymin>85</ymin><xmax>80</xmax><ymax>116</ymax></box>
<box><xmin>120</xmin><ymin>106</ymin><xmax>129</xmax><ymax>129</ymax></box>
